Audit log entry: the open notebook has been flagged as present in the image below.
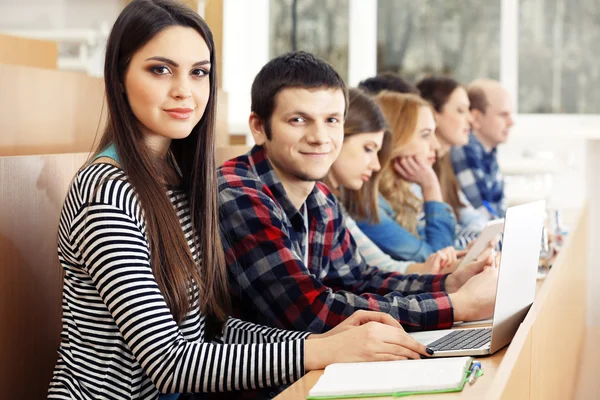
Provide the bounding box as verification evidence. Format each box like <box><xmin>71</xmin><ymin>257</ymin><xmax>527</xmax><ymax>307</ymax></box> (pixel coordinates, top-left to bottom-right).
<box><xmin>307</xmin><ymin>357</ymin><xmax>473</xmax><ymax>399</ymax></box>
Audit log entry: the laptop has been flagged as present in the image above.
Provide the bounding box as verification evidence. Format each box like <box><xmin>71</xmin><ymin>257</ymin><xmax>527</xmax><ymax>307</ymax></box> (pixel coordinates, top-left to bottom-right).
<box><xmin>409</xmin><ymin>201</ymin><xmax>545</xmax><ymax>357</ymax></box>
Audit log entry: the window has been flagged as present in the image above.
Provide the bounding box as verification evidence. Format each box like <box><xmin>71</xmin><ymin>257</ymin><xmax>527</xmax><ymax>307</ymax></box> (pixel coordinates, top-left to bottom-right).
<box><xmin>269</xmin><ymin>0</ymin><xmax>349</xmax><ymax>81</ymax></box>
<box><xmin>518</xmin><ymin>0</ymin><xmax>600</xmax><ymax>113</ymax></box>
<box><xmin>377</xmin><ymin>0</ymin><xmax>500</xmax><ymax>84</ymax></box>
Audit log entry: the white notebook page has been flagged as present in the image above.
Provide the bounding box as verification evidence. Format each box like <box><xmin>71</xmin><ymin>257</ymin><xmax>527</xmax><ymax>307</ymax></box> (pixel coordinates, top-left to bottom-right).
<box><xmin>308</xmin><ymin>357</ymin><xmax>472</xmax><ymax>398</ymax></box>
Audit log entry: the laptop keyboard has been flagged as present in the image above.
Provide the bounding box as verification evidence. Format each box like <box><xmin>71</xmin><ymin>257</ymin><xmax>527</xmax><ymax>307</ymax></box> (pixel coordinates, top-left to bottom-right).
<box><xmin>428</xmin><ymin>328</ymin><xmax>492</xmax><ymax>352</ymax></box>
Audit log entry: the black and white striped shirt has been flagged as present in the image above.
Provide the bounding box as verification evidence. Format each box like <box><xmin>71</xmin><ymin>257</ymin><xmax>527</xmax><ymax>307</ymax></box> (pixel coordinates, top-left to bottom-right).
<box><xmin>48</xmin><ymin>163</ymin><xmax>308</xmax><ymax>400</ymax></box>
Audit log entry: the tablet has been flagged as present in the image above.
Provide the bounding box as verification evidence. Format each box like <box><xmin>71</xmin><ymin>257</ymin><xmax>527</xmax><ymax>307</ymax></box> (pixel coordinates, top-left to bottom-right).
<box><xmin>457</xmin><ymin>218</ymin><xmax>505</xmax><ymax>269</ymax></box>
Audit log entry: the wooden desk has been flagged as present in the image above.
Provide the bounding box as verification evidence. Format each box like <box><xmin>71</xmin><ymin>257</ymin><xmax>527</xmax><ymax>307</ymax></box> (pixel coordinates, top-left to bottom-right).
<box><xmin>574</xmin><ymin>326</ymin><xmax>600</xmax><ymax>400</ymax></box>
<box><xmin>277</xmin><ymin>349</ymin><xmax>507</xmax><ymax>400</ymax></box>
<box><xmin>277</xmin><ymin>206</ymin><xmax>589</xmax><ymax>400</ymax></box>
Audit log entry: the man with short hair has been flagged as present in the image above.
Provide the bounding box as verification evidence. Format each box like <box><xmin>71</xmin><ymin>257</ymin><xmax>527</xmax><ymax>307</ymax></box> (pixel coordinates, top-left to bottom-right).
<box><xmin>358</xmin><ymin>72</ymin><xmax>418</xmax><ymax>96</ymax></box>
<box><xmin>218</xmin><ymin>51</ymin><xmax>498</xmax><ymax>334</ymax></box>
<box><xmin>451</xmin><ymin>79</ymin><xmax>514</xmax><ymax>218</ymax></box>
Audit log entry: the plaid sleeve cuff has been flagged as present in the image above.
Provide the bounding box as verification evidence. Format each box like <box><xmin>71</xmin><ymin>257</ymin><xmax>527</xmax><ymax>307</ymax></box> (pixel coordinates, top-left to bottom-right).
<box><xmin>439</xmin><ymin>273</ymin><xmax>450</xmax><ymax>292</ymax></box>
<box><xmin>420</xmin><ymin>273</ymin><xmax>450</xmax><ymax>293</ymax></box>
<box><xmin>408</xmin><ymin>274</ymin><xmax>454</xmax><ymax>330</ymax></box>
<box><xmin>418</xmin><ymin>292</ymin><xmax>454</xmax><ymax>330</ymax></box>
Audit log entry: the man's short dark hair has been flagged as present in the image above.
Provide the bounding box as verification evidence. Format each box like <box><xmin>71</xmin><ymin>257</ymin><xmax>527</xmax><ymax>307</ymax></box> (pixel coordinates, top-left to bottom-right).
<box><xmin>251</xmin><ymin>51</ymin><xmax>348</xmax><ymax>139</ymax></box>
<box><xmin>358</xmin><ymin>72</ymin><xmax>418</xmax><ymax>96</ymax></box>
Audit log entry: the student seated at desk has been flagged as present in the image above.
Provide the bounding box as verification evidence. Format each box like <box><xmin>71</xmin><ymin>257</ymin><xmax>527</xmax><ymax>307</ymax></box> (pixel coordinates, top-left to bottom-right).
<box><xmin>218</xmin><ymin>51</ymin><xmax>498</xmax><ymax>335</ymax></box>
<box><xmin>355</xmin><ymin>93</ymin><xmax>457</xmax><ymax>263</ymax></box>
<box><xmin>450</xmin><ymin>79</ymin><xmax>514</xmax><ymax>219</ymax></box>
<box><xmin>324</xmin><ymin>88</ymin><xmax>459</xmax><ymax>275</ymax></box>
<box><xmin>417</xmin><ymin>76</ymin><xmax>493</xmax><ymax>248</ymax></box>
<box><xmin>47</xmin><ymin>2</ymin><xmax>434</xmax><ymax>399</ymax></box>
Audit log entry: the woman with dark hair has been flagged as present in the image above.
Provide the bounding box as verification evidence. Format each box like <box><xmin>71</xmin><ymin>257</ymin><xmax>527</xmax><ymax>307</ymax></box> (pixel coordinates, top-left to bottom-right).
<box><xmin>417</xmin><ymin>76</ymin><xmax>491</xmax><ymax>247</ymax></box>
<box><xmin>325</xmin><ymin>88</ymin><xmax>458</xmax><ymax>274</ymax></box>
<box><xmin>47</xmin><ymin>1</ymin><xmax>429</xmax><ymax>399</ymax></box>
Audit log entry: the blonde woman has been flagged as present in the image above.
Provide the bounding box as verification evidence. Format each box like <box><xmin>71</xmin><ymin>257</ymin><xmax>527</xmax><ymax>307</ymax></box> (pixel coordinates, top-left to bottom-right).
<box><xmin>356</xmin><ymin>92</ymin><xmax>457</xmax><ymax>263</ymax></box>
<box><xmin>327</xmin><ymin>88</ymin><xmax>458</xmax><ymax>274</ymax></box>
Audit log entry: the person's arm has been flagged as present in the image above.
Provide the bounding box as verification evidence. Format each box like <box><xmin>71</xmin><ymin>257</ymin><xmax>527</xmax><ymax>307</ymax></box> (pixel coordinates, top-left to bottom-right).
<box><xmin>421</xmin><ymin>200</ymin><xmax>457</xmax><ymax>251</ymax></box>
<box><xmin>220</xmin><ymin>317</ymin><xmax>310</xmax><ymax>344</ymax></box>
<box><xmin>455</xmin><ymin>191</ymin><xmax>491</xmax><ymax>249</ymax></box>
<box><xmin>346</xmin><ymin>208</ymin><xmax>459</xmax><ymax>275</ymax></box>
<box><xmin>326</xmin><ymin>214</ymin><xmax>448</xmax><ymax>299</ymax></box>
<box><xmin>218</xmin><ymin>179</ymin><xmax>454</xmax><ymax>333</ymax></box>
<box><xmin>497</xmin><ymin>194</ymin><xmax>508</xmax><ymax>218</ymax></box>
<box><xmin>390</xmin><ymin>157</ymin><xmax>456</xmax><ymax>252</ymax></box>
<box><xmin>452</xmin><ymin>147</ymin><xmax>485</xmax><ymax>210</ymax></box>
<box><xmin>74</xmin><ymin>181</ymin><xmax>306</xmax><ymax>394</ymax></box>
<box><xmin>355</xmin><ymin>201</ymin><xmax>437</xmax><ymax>263</ymax></box>
<box><xmin>344</xmin><ymin>212</ymin><xmax>414</xmax><ymax>274</ymax></box>
<box><xmin>493</xmin><ymin>169</ymin><xmax>507</xmax><ymax>218</ymax></box>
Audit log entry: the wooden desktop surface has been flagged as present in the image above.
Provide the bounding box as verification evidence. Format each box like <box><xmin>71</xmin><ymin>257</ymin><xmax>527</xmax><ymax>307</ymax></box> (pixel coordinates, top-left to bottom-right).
<box><xmin>277</xmin><ymin>345</ymin><xmax>507</xmax><ymax>400</ymax></box>
<box><xmin>275</xmin><ymin>292</ymin><xmax>536</xmax><ymax>400</ymax></box>
<box><xmin>276</xmin><ymin>206</ymin><xmax>589</xmax><ymax>400</ymax></box>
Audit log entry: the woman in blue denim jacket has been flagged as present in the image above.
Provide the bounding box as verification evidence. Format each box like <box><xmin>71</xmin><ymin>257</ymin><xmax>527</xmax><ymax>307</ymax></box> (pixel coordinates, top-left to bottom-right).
<box><xmin>356</xmin><ymin>92</ymin><xmax>457</xmax><ymax>262</ymax></box>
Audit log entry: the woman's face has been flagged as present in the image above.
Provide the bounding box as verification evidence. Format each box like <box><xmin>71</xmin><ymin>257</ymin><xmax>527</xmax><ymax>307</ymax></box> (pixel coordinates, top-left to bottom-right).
<box><xmin>328</xmin><ymin>131</ymin><xmax>385</xmax><ymax>191</ymax></box>
<box><xmin>124</xmin><ymin>25</ymin><xmax>211</xmax><ymax>153</ymax></box>
<box><xmin>434</xmin><ymin>86</ymin><xmax>472</xmax><ymax>148</ymax></box>
<box><xmin>397</xmin><ymin>106</ymin><xmax>439</xmax><ymax>166</ymax></box>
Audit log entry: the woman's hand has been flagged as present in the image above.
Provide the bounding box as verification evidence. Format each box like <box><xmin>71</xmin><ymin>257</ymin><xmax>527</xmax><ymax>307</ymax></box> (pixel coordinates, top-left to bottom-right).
<box><xmin>393</xmin><ymin>156</ymin><xmax>442</xmax><ymax>202</ymax></box>
<box><xmin>304</xmin><ymin>320</ymin><xmax>433</xmax><ymax>371</ymax></box>
<box><xmin>408</xmin><ymin>247</ymin><xmax>459</xmax><ymax>274</ymax></box>
<box><xmin>316</xmin><ymin>310</ymin><xmax>403</xmax><ymax>338</ymax></box>
<box><xmin>444</xmin><ymin>252</ymin><xmax>493</xmax><ymax>294</ymax></box>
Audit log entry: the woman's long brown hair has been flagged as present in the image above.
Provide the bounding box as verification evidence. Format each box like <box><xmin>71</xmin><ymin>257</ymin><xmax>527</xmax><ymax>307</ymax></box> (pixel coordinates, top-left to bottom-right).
<box><xmin>94</xmin><ymin>0</ymin><xmax>229</xmax><ymax>339</ymax></box>
<box><xmin>326</xmin><ymin>88</ymin><xmax>390</xmax><ymax>223</ymax></box>
<box><xmin>375</xmin><ymin>92</ymin><xmax>434</xmax><ymax>236</ymax></box>
<box><xmin>417</xmin><ymin>76</ymin><xmax>464</xmax><ymax>218</ymax></box>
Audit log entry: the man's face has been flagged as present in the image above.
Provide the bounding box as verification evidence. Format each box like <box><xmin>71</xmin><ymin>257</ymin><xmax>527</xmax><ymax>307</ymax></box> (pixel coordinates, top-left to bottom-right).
<box><xmin>471</xmin><ymin>86</ymin><xmax>514</xmax><ymax>148</ymax></box>
<box><xmin>251</xmin><ymin>87</ymin><xmax>346</xmax><ymax>185</ymax></box>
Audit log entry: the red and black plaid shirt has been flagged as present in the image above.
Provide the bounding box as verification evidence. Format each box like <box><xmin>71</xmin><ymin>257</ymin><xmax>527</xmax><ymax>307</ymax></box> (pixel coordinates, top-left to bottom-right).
<box><xmin>218</xmin><ymin>146</ymin><xmax>454</xmax><ymax>333</ymax></box>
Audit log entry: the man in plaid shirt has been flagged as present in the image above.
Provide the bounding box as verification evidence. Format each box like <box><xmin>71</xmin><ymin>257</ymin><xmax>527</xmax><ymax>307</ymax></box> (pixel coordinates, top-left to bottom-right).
<box><xmin>218</xmin><ymin>52</ymin><xmax>498</xmax><ymax>334</ymax></box>
<box><xmin>451</xmin><ymin>79</ymin><xmax>514</xmax><ymax>218</ymax></box>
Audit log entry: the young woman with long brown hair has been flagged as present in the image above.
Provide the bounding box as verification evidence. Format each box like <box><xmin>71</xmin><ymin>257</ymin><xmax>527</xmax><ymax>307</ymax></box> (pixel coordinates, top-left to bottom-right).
<box><xmin>47</xmin><ymin>1</ymin><xmax>431</xmax><ymax>399</ymax></box>
<box><xmin>417</xmin><ymin>76</ymin><xmax>491</xmax><ymax>247</ymax></box>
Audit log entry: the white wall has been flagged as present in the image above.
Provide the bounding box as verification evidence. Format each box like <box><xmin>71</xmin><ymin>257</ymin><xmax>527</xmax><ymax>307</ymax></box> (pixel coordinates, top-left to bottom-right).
<box><xmin>0</xmin><ymin>0</ymin><xmax>67</xmax><ymax>30</ymax></box>
<box><xmin>221</xmin><ymin>0</ymin><xmax>270</xmax><ymax>143</ymax></box>
<box><xmin>0</xmin><ymin>0</ymin><xmax>121</xmax><ymax>30</ymax></box>
<box><xmin>498</xmin><ymin>115</ymin><xmax>597</xmax><ymax>211</ymax></box>
<box><xmin>0</xmin><ymin>0</ymin><xmax>121</xmax><ymax>75</ymax></box>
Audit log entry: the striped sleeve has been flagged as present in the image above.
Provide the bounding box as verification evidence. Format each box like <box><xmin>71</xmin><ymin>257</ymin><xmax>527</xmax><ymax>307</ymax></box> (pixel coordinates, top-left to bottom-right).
<box><xmin>70</xmin><ymin>176</ymin><xmax>306</xmax><ymax>394</ymax></box>
<box><xmin>222</xmin><ymin>318</ymin><xmax>311</xmax><ymax>344</ymax></box>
